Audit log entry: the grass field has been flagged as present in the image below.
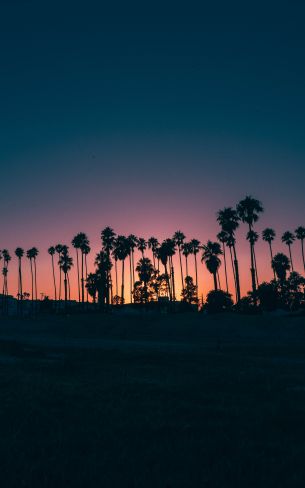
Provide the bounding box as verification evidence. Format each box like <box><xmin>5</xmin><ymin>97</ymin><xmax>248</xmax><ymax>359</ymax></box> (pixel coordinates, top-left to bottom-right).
<box><xmin>0</xmin><ymin>311</ymin><xmax>305</xmax><ymax>487</ymax></box>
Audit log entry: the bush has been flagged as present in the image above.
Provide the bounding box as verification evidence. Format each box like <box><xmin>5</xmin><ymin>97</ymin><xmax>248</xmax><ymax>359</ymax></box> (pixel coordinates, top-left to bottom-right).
<box><xmin>205</xmin><ymin>290</ymin><xmax>233</xmax><ymax>314</ymax></box>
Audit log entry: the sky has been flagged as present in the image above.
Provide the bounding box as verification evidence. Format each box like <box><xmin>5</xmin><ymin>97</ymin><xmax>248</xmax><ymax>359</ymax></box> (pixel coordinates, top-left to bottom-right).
<box><xmin>1</xmin><ymin>1</ymin><xmax>305</xmax><ymax>300</ymax></box>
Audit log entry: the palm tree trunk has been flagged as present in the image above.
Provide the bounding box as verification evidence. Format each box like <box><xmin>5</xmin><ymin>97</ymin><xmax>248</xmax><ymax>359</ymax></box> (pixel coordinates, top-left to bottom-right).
<box><xmin>170</xmin><ymin>257</ymin><xmax>176</xmax><ymax>301</ymax></box>
<box><xmin>222</xmin><ymin>244</ymin><xmax>229</xmax><ymax>293</ymax></box>
<box><xmin>115</xmin><ymin>259</ymin><xmax>118</xmax><ymax>298</ymax></box>
<box><xmin>76</xmin><ymin>249</ymin><xmax>81</xmax><ymax>302</ymax></box>
<box><xmin>194</xmin><ymin>253</ymin><xmax>198</xmax><ymax>293</ymax></box>
<box><xmin>129</xmin><ymin>254</ymin><xmax>133</xmax><ymax>303</ymax></box>
<box><xmin>64</xmin><ymin>274</ymin><xmax>68</xmax><ymax>311</ymax></box>
<box><xmin>217</xmin><ymin>270</ymin><xmax>221</xmax><ymax>290</ymax></box>
<box><xmin>30</xmin><ymin>259</ymin><xmax>34</xmax><ymax>313</ymax></box>
<box><xmin>253</xmin><ymin>246</ymin><xmax>259</xmax><ymax>286</ymax></box>
<box><xmin>185</xmin><ymin>256</ymin><xmax>189</xmax><ymax>277</ymax></box>
<box><xmin>51</xmin><ymin>255</ymin><xmax>57</xmax><ymax>301</ymax></box>
<box><xmin>288</xmin><ymin>244</ymin><xmax>294</xmax><ymax>271</ymax></box>
<box><xmin>121</xmin><ymin>259</ymin><xmax>125</xmax><ymax>304</ymax></box>
<box><xmin>81</xmin><ymin>252</ymin><xmax>84</xmax><ymax>303</ymax></box>
<box><xmin>34</xmin><ymin>258</ymin><xmax>38</xmax><ymax>301</ymax></box>
<box><xmin>164</xmin><ymin>264</ymin><xmax>172</xmax><ymax>301</ymax></box>
<box><xmin>269</xmin><ymin>242</ymin><xmax>276</xmax><ymax>280</ymax></box>
<box><xmin>58</xmin><ymin>252</ymin><xmax>62</xmax><ymax>301</ymax></box>
<box><xmin>301</xmin><ymin>239</ymin><xmax>305</xmax><ymax>272</ymax></box>
<box><xmin>213</xmin><ymin>272</ymin><xmax>218</xmax><ymax>291</ymax></box>
<box><xmin>232</xmin><ymin>244</ymin><xmax>241</xmax><ymax>302</ymax></box>
<box><xmin>178</xmin><ymin>247</ymin><xmax>184</xmax><ymax>292</ymax></box>
<box><xmin>85</xmin><ymin>254</ymin><xmax>88</xmax><ymax>303</ymax></box>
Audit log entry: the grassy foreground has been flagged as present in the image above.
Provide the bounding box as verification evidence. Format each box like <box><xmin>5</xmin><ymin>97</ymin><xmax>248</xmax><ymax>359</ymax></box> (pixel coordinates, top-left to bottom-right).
<box><xmin>0</xmin><ymin>311</ymin><xmax>305</xmax><ymax>487</ymax></box>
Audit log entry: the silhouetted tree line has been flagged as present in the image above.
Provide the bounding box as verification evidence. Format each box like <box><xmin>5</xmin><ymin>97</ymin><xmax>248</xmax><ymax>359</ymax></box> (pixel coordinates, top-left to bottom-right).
<box><xmin>1</xmin><ymin>196</ymin><xmax>305</xmax><ymax>314</ymax></box>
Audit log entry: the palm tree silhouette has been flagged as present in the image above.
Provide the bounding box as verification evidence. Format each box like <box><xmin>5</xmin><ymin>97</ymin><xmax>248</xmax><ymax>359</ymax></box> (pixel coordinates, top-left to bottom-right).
<box><xmin>164</xmin><ymin>238</ymin><xmax>176</xmax><ymax>301</ymax></box>
<box><xmin>246</xmin><ymin>230</ymin><xmax>260</xmax><ymax>285</ymax></box>
<box><xmin>272</xmin><ymin>253</ymin><xmax>290</xmax><ymax>283</ymax></box>
<box><xmin>86</xmin><ymin>273</ymin><xmax>98</xmax><ymax>304</ymax></box>
<box><xmin>190</xmin><ymin>239</ymin><xmax>200</xmax><ymax>293</ymax></box>
<box><xmin>137</xmin><ymin>238</ymin><xmax>147</xmax><ymax>258</ymax></box>
<box><xmin>101</xmin><ymin>227</ymin><xmax>116</xmax><ymax>305</ymax></box>
<box><xmin>157</xmin><ymin>241</ymin><xmax>173</xmax><ymax>301</ymax></box>
<box><xmin>217</xmin><ymin>207</ymin><xmax>241</xmax><ymax>302</ymax></box>
<box><xmin>202</xmin><ymin>241</ymin><xmax>222</xmax><ymax>291</ymax></box>
<box><xmin>81</xmin><ymin>242</ymin><xmax>91</xmax><ymax>303</ymax></box>
<box><xmin>262</xmin><ymin>228</ymin><xmax>276</xmax><ymax>279</ymax></box>
<box><xmin>48</xmin><ymin>246</ymin><xmax>57</xmax><ymax>300</ymax></box>
<box><xmin>217</xmin><ymin>231</ymin><xmax>229</xmax><ymax>293</ymax></box>
<box><xmin>112</xmin><ymin>243</ymin><xmax>120</xmax><ymax>299</ymax></box>
<box><xmin>295</xmin><ymin>226</ymin><xmax>305</xmax><ymax>272</ymax></box>
<box><xmin>26</xmin><ymin>248</ymin><xmax>36</xmax><ymax>309</ymax></box>
<box><xmin>59</xmin><ymin>248</ymin><xmax>73</xmax><ymax>311</ymax></box>
<box><xmin>237</xmin><ymin>196</ymin><xmax>263</xmax><ymax>293</ymax></box>
<box><xmin>127</xmin><ymin>234</ymin><xmax>138</xmax><ymax>295</ymax></box>
<box><xmin>2</xmin><ymin>250</ymin><xmax>11</xmax><ymax>314</ymax></box>
<box><xmin>71</xmin><ymin>233</ymin><xmax>84</xmax><ymax>302</ymax></box>
<box><xmin>114</xmin><ymin>235</ymin><xmax>129</xmax><ymax>304</ymax></box>
<box><xmin>15</xmin><ymin>248</ymin><xmax>24</xmax><ymax>308</ymax></box>
<box><xmin>182</xmin><ymin>242</ymin><xmax>192</xmax><ymax>278</ymax></box>
<box><xmin>148</xmin><ymin>237</ymin><xmax>159</xmax><ymax>269</ymax></box>
<box><xmin>173</xmin><ymin>231</ymin><xmax>185</xmax><ymax>293</ymax></box>
<box><xmin>281</xmin><ymin>231</ymin><xmax>295</xmax><ymax>271</ymax></box>
<box><xmin>136</xmin><ymin>257</ymin><xmax>154</xmax><ymax>303</ymax></box>
<box><xmin>55</xmin><ymin>244</ymin><xmax>63</xmax><ymax>300</ymax></box>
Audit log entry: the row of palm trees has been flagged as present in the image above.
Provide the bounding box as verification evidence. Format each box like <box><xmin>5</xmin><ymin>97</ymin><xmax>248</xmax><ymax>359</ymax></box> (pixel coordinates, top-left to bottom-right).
<box><xmin>1</xmin><ymin>196</ymin><xmax>305</xmax><ymax>309</ymax></box>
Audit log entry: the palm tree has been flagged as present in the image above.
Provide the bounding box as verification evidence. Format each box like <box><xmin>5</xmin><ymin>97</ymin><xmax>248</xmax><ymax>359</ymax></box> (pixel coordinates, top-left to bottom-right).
<box><xmin>26</xmin><ymin>248</ymin><xmax>35</xmax><ymax>308</ymax></box>
<box><xmin>55</xmin><ymin>244</ymin><xmax>63</xmax><ymax>300</ymax></box>
<box><xmin>81</xmin><ymin>242</ymin><xmax>91</xmax><ymax>303</ymax></box>
<box><xmin>114</xmin><ymin>235</ymin><xmax>129</xmax><ymax>304</ymax></box>
<box><xmin>217</xmin><ymin>231</ymin><xmax>229</xmax><ymax>293</ymax></box>
<box><xmin>147</xmin><ymin>237</ymin><xmax>159</xmax><ymax>269</ymax></box>
<box><xmin>237</xmin><ymin>196</ymin><xmax>263</xmax><ymax>293</ymax></box>
<box><xmin>295</xmin><ymin>226</ymin><xmax>305</xmax><ymax>272</ymax></box>
<box><xmin>94</xmin><ymin>250</ymin><xmax>112</xmax><ymax>307</ymax></box>
<box><xmin>2</xmin><ymin>250</ymin><xmax>11</xmax><ymax>314</ymax></box>
<box><xmin>86</xmin><ymin>273</ymin><xmax>98</xmax><ymax>304</ymax></box>
<box><xmin>262</xmin><ymin>228</ymin><xmax>276</xmax><ymax>279</ymax></box>
<box><xmin>59</xmin><ymin>248</ymin><xmax>73</xmax><ymax>311</ymax></box>
<box><xmin>246</xmin><ymin>230</ymin><xmax>259</xmax><ymax>285</ymax></box>
<box><xmin>190</xmin><ymin>239</ymin><xmax>200</xmax><ymax>293</ymax></box>
<box><xmin>31</xmin><ymin>247</ymin><xmax>39</xmax><ymax>301</ymax></box>
<box><xmin>48</xmin><ymin>246</ymin><xmax>57</xmax><ymax>300</ymax></box>
<box><xmin>202</xmin><ymin>241</ymin><xmax>222</xmax><ymax>291</ymax></box>
<box><xmin>101</xmin><ymin>227</ymin><xmax>116</xmax><ymax>305</ymax></box>
<box><xmin>15</xmin><ymin>248</ymin><xmax>24</xmax><ymax>306</ymax></box>
<box><xmin>281</xmin><ymin>231</ymin><xmax>295</xmax><ymax>271</ymax></box>
<box><xmin>173</xmin><ymin>231</ymin><xmax>185</xmax><ymax>293</ymax></box>
<box><xmin>136</xmin><ymin>257</ymin><xmax>154</xmax><ymax>303</ymax></box>
<box><xmin>137</xmin><ymin>238</ymin><xmax>147</xmax><ymax>258</ymax></box>
<box><xmin>182</xmin><ymin>242</ymin><xmax>192</xmax><ymax>277</ymax></box>
<box><xmin>272</xmin><ymin>253</ymin><xmax>290</xmax><ymax>283</ymax></box>
<box><xmin>164</xmin><ymin>238</ymin><xmax>176</xmax><ymax>301</ymax></box>
<box><xmin>157</xmin><ymin>241</ymin><xmax>172</xmax><ymax>300</ymax></box>
<box><xmin>217</xmin><ymin>207</ymin><xmax>241</xmax><ymax>302</ymax></box>
<box><xmin>71</xmin><ymin>233</ymin><xmax>84</xmax><ymax>302</ymax></box>
<box><xmin>128</xmin><ymin>234</ymin><xmax>138</xmax><ymax>294</ymax></box>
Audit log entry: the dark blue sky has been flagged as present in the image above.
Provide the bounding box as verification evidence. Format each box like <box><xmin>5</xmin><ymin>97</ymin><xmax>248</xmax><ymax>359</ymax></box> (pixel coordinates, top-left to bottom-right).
<box><xmin>1</xmin><ymin>1</ymin><xmax>305</xmax><ymax>242</ymax></box>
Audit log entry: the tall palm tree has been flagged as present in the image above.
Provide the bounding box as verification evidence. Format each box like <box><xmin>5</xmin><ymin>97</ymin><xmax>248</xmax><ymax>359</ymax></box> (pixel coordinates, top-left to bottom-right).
<box><xmin>173</xmin><ymin>231</ymin><xmax>185</xmax><ymax>293</ymax></box>
<box><xmin>101</xmin><ymin>227</ymin><xmax>116</xmax><ymax>305</ymax></box>
<box><xmin>147</xmin><ymin>237</ymin><xmax>159</xmax><ymax>269</ymax></box>
<box><xmin>272</xmin><ymin>253</ymin><xmax>290</xmax><ymax>283</ymax></box>
<box><xmin>15</xmin><ymin>248</ymin><xmax>24</xmax><ymax>305</ymax></box>
<box><xmin>114</xmin><ymin>235</ymin><xmax>129</xmax><ymax>304</ymax></box>
<box><xmin>190</xmin><ymin>239</ymin><xmax>200</xmax><ymax>293</ymax></box>
<box><xmin>281</xmin><ymin>231</ymin><xmax>295</xmax><ymax>271</ymax></box>
<box><xmin>112</xmin><ymin>243</ymin><xmax>120</xmax><ymax>299</ymax></box>
<box><xmin>2</xmin><ymin>250</ymin><xmax>11</xmax><ymax>314</ymax></box>
<box><xmin>48</xmin><ymin>246</ymin><xmax>57</xmax><ymax>300</ymax></box>
<box><xmin>55</xmin><ymin>244</ymin><xmax>63</xmax><ymax>300</ymax></box>
<box><xmin>128</xmin><ymin>234</ymin><xmax>138</xmax><ymax>294</ymax></box>
<box><xmin>295</xmin><ymin>226</ymin><xmax>305</xmax><ymax>272</ymax></box>
<box><xmin>59</xmin><ymin>248</ymin><xmax>73</xmax><ymax>311</ymax></box>
<box><xmin>136</xmin><ymin>257</ymin><xmax>154</xmax><ymax>303</ymax></box>
<box><xmin>81</xmin><ymin>242</ymin><xmax>91</xmax><ymax>303</ymax></box>
<box><xmin>201</xmin><ymin>241</ymin><xmax>222</xmax><ymax>291</ymax></box>
<box><xmin>26</xmin><ymin>248</ymin><xmax>35</xmax><ymax>308</ymax></box>
<box><xmin>217</xmin><ymin>207</ymin><xmax>241</xmax><ymax>302</ymax></box>
<box><xmin>157</xmin><ymin>241</ymin><xmax>172</xmax><ymax>300</ymax></box>
<box><xmin>31</xmin><ymin>247</ymin><xmax>39</xmax><ymax>301</ymax></box>
<box><xmin>246</xmin><ymin>230</ymin><xmax>260</xmax><ymax>285</ymax></box>
<box><xmin>137</xmin><ymin>238</ymin><xmax>147</xmax><ymax>258</ymax></box>
<box><xmin>182</xmin><ymin>242</ymin><xmax>192</xmax><ymax>277</ymax></box>
<box><xmin>217</xmin><ymin>231</ymin><xmax>229</xmax><ymax>293</ymax></box>
<box><xmin>71</xmin><ymin>233</ymin><xmax>84</xmax><ymax>302</ymax></box>
<box><xmin>164</xmin><ymin>238</ymin><xmax>176</xmax><ymax>301</ymax></box>
<box><xmin>262</xmin><ymin>228</ymin><xmax>276</xmax><ymax>279</ymax></box>
<box><xmin>237</xmin><ymin>196</ymin><xmax>264</xmax><ymax>293</ymax></box>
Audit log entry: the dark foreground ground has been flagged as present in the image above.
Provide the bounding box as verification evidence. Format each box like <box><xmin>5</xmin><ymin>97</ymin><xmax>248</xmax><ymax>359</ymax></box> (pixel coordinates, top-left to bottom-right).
<box><xmin>0</xmin><ymin>311</ymin><xmax>305</xmax><ymax>487</ymax></box>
